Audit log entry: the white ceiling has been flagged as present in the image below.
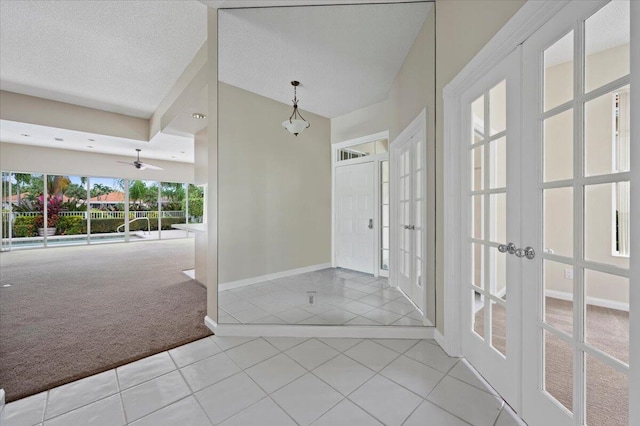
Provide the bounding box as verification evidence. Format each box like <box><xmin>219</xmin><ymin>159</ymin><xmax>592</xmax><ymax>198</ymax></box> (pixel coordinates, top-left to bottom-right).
<box><xmin>0</xmin><ymin>0</ymin><xmax>207</xmax><ymax>119</ymax></box>
<box><xmin>544</xmin><ymin>0</ymin><xmax>629</xmax><ymax>67</ymax></box>
<box><xmin>218</xmin><ymin>2</ymin><xmax>433</xmax><ymax>118</ymax></box>
<box><xmin>0</xmin><ymin>120</ymin><xmax>194</xmax><ymax>163</ymax></box>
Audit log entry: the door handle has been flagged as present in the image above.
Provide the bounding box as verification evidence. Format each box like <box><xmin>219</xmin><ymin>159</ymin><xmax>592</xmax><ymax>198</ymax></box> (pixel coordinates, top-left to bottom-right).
<box><xmin>498</xmin><ymin>242</ymin><xmax>517</xmax><ymax>254</ymax></box>
<box><xmin>523</xmin><ymin>247</ymin><xmax>535</xmax><ymax>259</ymax></box>
<box><xmin>499</xmin><ymin>243</ymin><xmax>535</xmax><ymax>259</ymax></box>
<box><xmin>368</xmin><ymin>219</ymin><xmax>373</xmax><ymax>229</ymax></box>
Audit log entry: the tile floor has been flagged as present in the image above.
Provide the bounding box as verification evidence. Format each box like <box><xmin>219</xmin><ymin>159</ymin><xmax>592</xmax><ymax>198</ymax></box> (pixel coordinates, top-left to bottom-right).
<box><xmin>219</xmin><ymin>268</ymin><xmax>425</xmax><ymax>326</ymax></box>
<box><xmin>4</xmin><ymin>336</ymin><xmax>526</xmax><ymax>426</ymax></box>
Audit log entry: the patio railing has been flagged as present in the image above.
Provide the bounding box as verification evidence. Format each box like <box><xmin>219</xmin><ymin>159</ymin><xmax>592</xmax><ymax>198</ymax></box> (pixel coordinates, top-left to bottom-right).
<box><xmin>2</xmin><ymin>211</ymin><xmax>186</xmax><ymax>220</ymax></box>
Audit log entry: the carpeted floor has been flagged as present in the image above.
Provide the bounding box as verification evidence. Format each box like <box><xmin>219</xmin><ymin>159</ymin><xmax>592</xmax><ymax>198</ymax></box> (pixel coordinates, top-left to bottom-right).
<box><xmin>476</xmin><ymin>297</ymin><xmax>629</xmax><ymax>426</ymax></box>
<box><xmin>0</xmin><ymin>238</ymin><xmax>210</xmax><ymax>402</ymax></box>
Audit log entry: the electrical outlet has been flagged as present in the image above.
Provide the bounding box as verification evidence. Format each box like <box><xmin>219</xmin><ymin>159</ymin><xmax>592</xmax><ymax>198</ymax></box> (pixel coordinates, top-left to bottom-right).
<box><xmin>307</xmin><ymin>291</ymin><xmax>316</xmax><ymax>306</ymax></box>
<box><xmin>564</xmin><ymin>268</ymin><xmax>574</xmax><ymax>279</ymax></box>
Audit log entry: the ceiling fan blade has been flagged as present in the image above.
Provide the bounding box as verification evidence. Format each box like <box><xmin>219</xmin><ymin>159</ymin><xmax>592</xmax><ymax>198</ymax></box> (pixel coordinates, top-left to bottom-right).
<box><xmin>140</xmin><ymin>162</ymin><xmax>164</xmax><ymax>170</ymax></box>
<box><xmin>116</xmin><ymin>161</ymin><xmax>133</xmax><ymax>165</ymax></box>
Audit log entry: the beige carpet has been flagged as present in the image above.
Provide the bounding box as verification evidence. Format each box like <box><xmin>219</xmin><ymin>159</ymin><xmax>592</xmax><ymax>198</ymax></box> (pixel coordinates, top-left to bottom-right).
<box><xmin>476</xmin><ymin>297</ymin><xmax>629</xmax><ymax>425</ymax></box>
<box><xmin>0</xmin><ymin>238</ymin><xmax>210</xmax><ymax>402</ymax></box>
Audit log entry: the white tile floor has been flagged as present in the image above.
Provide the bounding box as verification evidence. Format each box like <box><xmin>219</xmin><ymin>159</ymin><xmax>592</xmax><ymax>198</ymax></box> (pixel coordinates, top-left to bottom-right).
<box><xmin>219</xmin><ymin>268</ymin><xmax>425</xmax><ymax>326</ymax></box>
<box><xmin>4</xmin><ymin>336</ymin><xmax>527</xmax><ymax>426</ymax></box>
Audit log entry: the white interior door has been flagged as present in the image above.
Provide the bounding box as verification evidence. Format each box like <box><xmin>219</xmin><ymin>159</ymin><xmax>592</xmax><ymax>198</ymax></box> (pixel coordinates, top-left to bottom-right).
<box><xmin>392</xmin><ymin>121</ymin><xmax>427</xmax><ymax>312</ymax></box>
<box><xmin>461</xmin><ymin>47</ymin><xmax>521</xmax><ymax>409</ymax></box>
<box><xmin>521</xmin><ymin>1</ymin><xmax>633</xmax><ymax>425</ymax></box>
<box><xmin>335</xmin><ymin>162</ymin><xmax>375</xmax><ymax>274</ymax></box>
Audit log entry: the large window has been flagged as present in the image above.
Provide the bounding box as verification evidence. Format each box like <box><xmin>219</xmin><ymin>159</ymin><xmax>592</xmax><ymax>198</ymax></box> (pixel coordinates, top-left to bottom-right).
<box><xmin>1</xmin><ymin>170</ymin><xmax>193</xmax><ymax>250</ymax></box>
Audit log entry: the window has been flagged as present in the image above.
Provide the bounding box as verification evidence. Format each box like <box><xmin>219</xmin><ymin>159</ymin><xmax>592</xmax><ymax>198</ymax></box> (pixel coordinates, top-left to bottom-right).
<box><xmin>337</xmin><ymin>138</ymin><xmax>388</xmax><ymax>161</ymax></box>
<box><xmin>613</xmin><ymin>89</ymin><xmax>630</xmax><ymax>257</ymax></box>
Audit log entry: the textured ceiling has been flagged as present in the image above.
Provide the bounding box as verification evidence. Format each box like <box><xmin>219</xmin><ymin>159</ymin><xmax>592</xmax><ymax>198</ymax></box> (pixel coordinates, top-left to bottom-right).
<box><xmin>218</xmin><ymin>2</ymin><xmax>433</xmax><ymax>118</ymax></box>
<box><xmin>0</xmin><ymin>0</ymin><xmax>207</xmax><ymax>118</ymax></box>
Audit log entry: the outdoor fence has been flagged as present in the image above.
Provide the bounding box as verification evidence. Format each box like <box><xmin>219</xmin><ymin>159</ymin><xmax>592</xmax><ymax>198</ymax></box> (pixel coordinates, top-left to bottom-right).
<box><xmin>2</xmin><ymin>211</ymin><xmax>186</xmax><ymax>220</ymax></box>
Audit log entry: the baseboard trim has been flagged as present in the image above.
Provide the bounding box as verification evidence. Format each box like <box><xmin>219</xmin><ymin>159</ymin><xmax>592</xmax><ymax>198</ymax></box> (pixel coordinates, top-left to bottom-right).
<box><xmin>219</xmin><ymin>263</ymin><xmax>332</xmax><ymax>291</ymax></box>
<box><xmin>208</xmin><ymin>323</ymin><xmax>434</xmax><ymax>339</ymax></box>
<box><xmin>546</xmin><ymin>290</ymin><xmax>629</xmax><ymax>312</ymax></box>
<box><xmin>182</xmin><ymin>269</ymin><xmax>195</xmax><ymax>280</ymax></box>
<box><xmin>0</xmin><ymin>388</ymin><xmax>5</xmax><ymax>423</ymax></box>
<box><xmin>204</xmin><ymin>316</ymin><xmax>218</xmax><ymax>332</ymax></box>
<box><xmin>434</xmin><ymin>329</ymin><xmax>445</xmax><ymax>348</ymax></box>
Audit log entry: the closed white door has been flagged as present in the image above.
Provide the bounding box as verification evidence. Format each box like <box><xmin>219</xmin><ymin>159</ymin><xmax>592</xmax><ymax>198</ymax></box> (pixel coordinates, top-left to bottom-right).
<box><xmin>393</xmin><ymin>123</ymin><xmax>427</xmax><ymax>312</ymax></box>
<box><xmin>521</xmin><ymin>1</ymin><xmax>633</xmax><ymax>425</ymax></box>
<box><xmin>461</xmin><ymin>47</ymin><xmax>521</xmax><ymax>409</ymax></box>
<box><xmin>335</xmin><ymin>162</ymin><xmax>375</xmax><ymax>274</ymax></box>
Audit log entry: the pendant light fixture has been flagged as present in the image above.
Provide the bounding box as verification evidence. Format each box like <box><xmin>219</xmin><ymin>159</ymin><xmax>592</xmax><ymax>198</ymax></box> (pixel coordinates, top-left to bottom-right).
<box><xmin>282</xmin><ymin>81</ymin><xmax>310</xmax><ymax>136</ymax></box>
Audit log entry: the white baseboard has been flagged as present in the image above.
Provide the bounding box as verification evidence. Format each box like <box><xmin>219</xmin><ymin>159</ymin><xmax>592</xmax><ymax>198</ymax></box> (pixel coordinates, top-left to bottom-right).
<box><xmin>204</xmin><ymin>315</ymin><xmax>218</xmax><ymax>332</ymax></box>
<box><xmin>0</xmin><ymin>388</ymin><xmax>5</xmax><ymax>425</ymax></box>
<box><xmin>209</xmin><ymin>322</ymin><xmax>434</xmax><ymax>339</ymax></box>
<box><xmin>219</xmin><ymin>263</ymin><xmax>332</xmax><ymax>291</ymax></box>
<box><xmin>182</xmin><ymin>269</ymin><xmax>195</xmax><ymax>280</ymax></box>
<box><xmin>546</xmin><ymin>290</ymin><xmax>629</xmax><ymax>312</ymax></box>
<box><xmin>434</xmin><ymin>329</ymin><xmax>446</xmax><ymax>349</ymax></box>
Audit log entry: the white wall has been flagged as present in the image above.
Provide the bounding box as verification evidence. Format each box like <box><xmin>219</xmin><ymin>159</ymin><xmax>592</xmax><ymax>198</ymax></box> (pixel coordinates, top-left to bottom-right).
<box><xmin>0</xmin><ymin>142</ymin><xmax>193</xmax><ymax>183</ymax></box>
<box><xmin>218</xmin><ymin>82</ymin><xmax>332</xmax><ymax>284</ymax></box>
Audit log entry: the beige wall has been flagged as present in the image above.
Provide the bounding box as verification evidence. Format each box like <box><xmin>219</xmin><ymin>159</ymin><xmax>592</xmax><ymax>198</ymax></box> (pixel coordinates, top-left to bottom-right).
<box><xmin>0</xmin><ymin>142</ymin><xmax>193</xmax><ymax>183</ymax></box>
<box><xmin>544</xmin><ymin>44</ymin><xmax>630</xmax><ymax>307</ymax></box>
<box><xmin>218</xmin><ymin>82</ymin><xmax>331</xmax><ymax>284</ymax></box>
<box><xmin>331</xmin><ymin>99</ymin><xmax>390</xmax><ymax>144</ymax></box>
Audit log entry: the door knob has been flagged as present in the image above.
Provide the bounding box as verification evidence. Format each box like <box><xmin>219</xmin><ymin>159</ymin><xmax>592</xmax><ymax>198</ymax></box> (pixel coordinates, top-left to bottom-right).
<box><xmin>523</xmin><ymin>247</ymin><xmax>535</xmax><ymax>259</ymax></box>
<box><xmin>498</xmin><ymin>242</ymin><xmax>517</xmax><ymax>254</ymax></box>
<box><xmin>368</xmin><ymin>219</ymin><xmax>373</xmax><ymax>229</ymax></box>
<box><xmin>408</xmin><ymin>225</ymin><xmax>415</xmax><ymax>230</ymax></box>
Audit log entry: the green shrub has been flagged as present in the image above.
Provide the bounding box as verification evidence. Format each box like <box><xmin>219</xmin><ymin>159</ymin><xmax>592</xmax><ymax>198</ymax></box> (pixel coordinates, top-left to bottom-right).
<box><xmin>86</xmin><ymin>217</ymin><xmax>186</xmax><ymax>234</ymax></box>
<box><xmin>57</xmin><ymin>215</ymin><xmax>84</xmax><ymax>235</ymax></box>
<box><xmin>13</xmin><ymin>216</ymin><xmax>37</xmax><ymax>237</ymax></box>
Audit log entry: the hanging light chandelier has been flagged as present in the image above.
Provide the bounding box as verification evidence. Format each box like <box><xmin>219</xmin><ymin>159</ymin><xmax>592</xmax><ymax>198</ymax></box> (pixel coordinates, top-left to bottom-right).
<box><xmin>282</xmin><ymin>81</ymin><xmax>310</xmax><ymax>136</ymax></box>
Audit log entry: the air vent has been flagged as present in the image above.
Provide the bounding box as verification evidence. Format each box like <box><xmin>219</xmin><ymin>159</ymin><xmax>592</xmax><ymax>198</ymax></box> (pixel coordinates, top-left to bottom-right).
<box><xmin>54</xmin><ymin>138</ymin><xmax>64</xmax><ymax>142</ymax></box>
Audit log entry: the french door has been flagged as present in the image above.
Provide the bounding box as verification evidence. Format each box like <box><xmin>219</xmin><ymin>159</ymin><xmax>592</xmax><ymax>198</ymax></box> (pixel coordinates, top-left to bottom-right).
<box><xmin>461</xmin><ymin>48</ymin><xmax>522</xmax><ymax>409</ymax></box>
<box><xmin>392</xmin><ymin>119</ymin><xmax>426</xmax><ymax>313</ymax></box>
<box><xmin>335</xmin><ymin>162</ymin><xmax>375</xmax><ymax>274</ymax></box>
<box><xmin>521</xmin><ymin>1</ymin><xmax>632</xmax><ymax>425</ymax></box>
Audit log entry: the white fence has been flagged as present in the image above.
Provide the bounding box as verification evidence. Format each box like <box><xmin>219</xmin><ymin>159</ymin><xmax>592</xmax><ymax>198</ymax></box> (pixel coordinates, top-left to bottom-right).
<box><xmin>2</xmin><ymin>211</ymin><xmax>186</xmax><ymax>220</ymax></box>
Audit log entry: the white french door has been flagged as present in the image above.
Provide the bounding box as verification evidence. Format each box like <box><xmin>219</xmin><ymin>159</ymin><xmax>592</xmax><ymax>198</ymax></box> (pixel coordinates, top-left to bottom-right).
<box><xmin>461</xmin><ymin>48</ymin><xmax>522</xmax><ymax>409</ymax></box>
<box><xmin>452</xmin><ymin>1</ymin><xmax>636</xmax><ymax>425</ymax></box>
<box><xmin>335</xmin><ymin>162</ymin><xmax>375</xmax><ymax>274</ymax></box>
<box><xmin>521</xmin><ymin>1</ymin><xmax>633</xmax><ymax>425</ymax></box>
<box><xmin>392</xmin><ymin>119</ymin><xmax>426</xmax><ymax>312</ymax></box>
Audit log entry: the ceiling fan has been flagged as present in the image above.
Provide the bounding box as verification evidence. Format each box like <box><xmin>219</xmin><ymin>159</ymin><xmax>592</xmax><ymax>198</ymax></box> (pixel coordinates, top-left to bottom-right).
<box><xmin>117</xmin><ymin>149</ymin><xmax>163</xmax><ymax>170</ymax></box>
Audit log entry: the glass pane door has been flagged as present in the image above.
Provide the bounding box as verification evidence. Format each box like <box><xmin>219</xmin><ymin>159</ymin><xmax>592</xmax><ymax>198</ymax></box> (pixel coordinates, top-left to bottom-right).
<box><xmin>398</xmin><ymin>147</ymin><xmax>412</xmax><ymax>291</ymax></box>
<box><xmin>522</xmin><ymin>2</ymin><xmax>631</xmax><ymax>424</ymax></box>
<box><xmin>461</xmin><ymin>47</ymin><xmax>521</xmax><ymax>409</ymax></box>
<box><xmin>469</xmin><ymin>80</ymin><xmax>509</xmax><ymax>358</ymax></box>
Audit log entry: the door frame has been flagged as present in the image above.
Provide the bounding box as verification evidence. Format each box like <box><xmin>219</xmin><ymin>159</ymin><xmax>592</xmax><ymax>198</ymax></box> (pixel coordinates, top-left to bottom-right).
<box><xmin>331</xmin><ymin>131</ymin><xmax>389</xmax><ymax>277</ymax></box>
<box><xmin>443</xmin><ymin>0</ymin><xmax>638</xmax><ymax>424</ymax></box>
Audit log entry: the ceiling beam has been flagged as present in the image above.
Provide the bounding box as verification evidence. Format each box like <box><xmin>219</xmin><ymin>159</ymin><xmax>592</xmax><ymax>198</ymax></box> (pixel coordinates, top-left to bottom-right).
<box><xmin>0</xmin><ymin>91</ymin><xmax>149</xmax><ymax>142</ymax></box>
